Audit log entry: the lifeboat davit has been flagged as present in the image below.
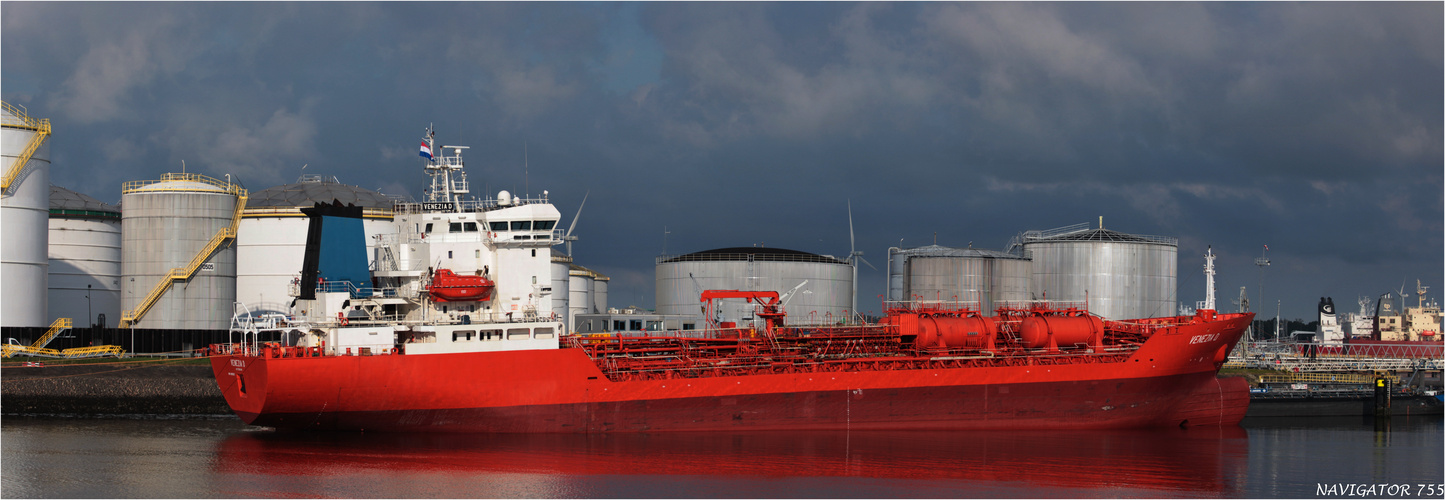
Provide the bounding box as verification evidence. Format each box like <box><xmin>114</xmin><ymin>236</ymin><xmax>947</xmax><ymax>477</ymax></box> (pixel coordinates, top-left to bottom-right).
<box><xmin>428</xmin><ymin>269</ymin><xmax>495</xmax><ymax>302</ymax></box>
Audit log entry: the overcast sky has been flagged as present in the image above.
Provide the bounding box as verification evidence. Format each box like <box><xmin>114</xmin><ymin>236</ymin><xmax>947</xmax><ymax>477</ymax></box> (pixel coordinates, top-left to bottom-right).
<box><xmin>4</xmin><ymin>2</ymin><xmax>1440</xmax><ymax>321</ymax></box>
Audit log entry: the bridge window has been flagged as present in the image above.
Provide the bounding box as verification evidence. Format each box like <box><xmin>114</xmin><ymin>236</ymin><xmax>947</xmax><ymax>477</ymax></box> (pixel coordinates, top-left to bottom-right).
<box><xmin>683</xmin><ymin>323</ymin><xmax>695</xmax><ymax>330</ymax></box>
<box><xmin>449</xmin><ymin>222</ymin><xmax>463</xmax><ymax>232</ymax></box>
<box><xmin>489</xmin><ymin>221</ymin><xmax>508</xmax><ymax>232</ymax></box>
<box><xmin>614</xmin><ymin>320</ymin><xmax>626</xmax><ymax>331</ymax></box>
<box><xmin>424</xmin><ymin>223</ymin><xmax>433</xmax><ymax>233</ymax></box>
<box><xmin>630</xmin><ymin>320</ymin><xmax>643</xmax><ymax>331</ymax></box>
<box><xmin>646</xmin><ymin>321</ymin><xmax>662</xmax><ymax>331</ymax></box>
<box><xmin>510</xmin><ymin>221</ymin><xmax>531</xmax><ymax>231</ymax></box>
<box><xmin>533</xmin><ymin>220</ymin><xmax>556</xmax><ymax>230</ymax></box>
<box><xmin>463</xmin><ymin>222</ymin><xmax>478</xmax><ymax>232</ymax></box>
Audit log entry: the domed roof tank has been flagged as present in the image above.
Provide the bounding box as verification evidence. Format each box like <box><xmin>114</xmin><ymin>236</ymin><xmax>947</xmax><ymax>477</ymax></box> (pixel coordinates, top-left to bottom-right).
<box><xmin>48</xmin><ymin>185</ymin><xmax>122</xmax><ymax>328</ymax></box>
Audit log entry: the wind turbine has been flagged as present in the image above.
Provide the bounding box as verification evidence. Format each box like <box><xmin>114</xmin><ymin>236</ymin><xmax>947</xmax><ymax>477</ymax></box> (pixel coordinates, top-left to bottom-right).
<box><xmin>562</xmin><ymin>191</ymin><xmax>588</xmax><ymax>256</ymax></box>
<box><xmin>845</xmin><ymin>200</ymin><xmax>876</xmax><ymax>322</ymax></box>
<box><xmin>1397</xmin><ymin>279</ymin><xmax>1410</xmax><ymax>313</ymax></box>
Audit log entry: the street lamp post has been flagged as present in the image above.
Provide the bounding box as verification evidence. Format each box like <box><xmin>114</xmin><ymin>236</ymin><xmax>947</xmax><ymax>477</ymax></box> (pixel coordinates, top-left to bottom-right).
<box><xmin>86</xmin><ymin>284</ymin><xmax>92</xmax><ymax>329</ymax></box>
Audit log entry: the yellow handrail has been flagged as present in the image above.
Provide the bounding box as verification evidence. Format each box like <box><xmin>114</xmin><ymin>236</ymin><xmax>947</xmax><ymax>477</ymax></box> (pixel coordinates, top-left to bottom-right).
<box><xmin>120</xmin><ymin>191</ymin><xmax>248</xmax><ymax>328</ymax></box>
<box><xmin>31</xmin><ymin>318</ymin><xmax>72</xmax><ymax>349</ymax></box>
<box><xmin>1</xmin><ymin>101</ymin><xmax>52</xmax><ymax>192</ymax></box>
<box><xmin>1259</xmin><ymin>372</ymin><xmax>1398</xmax><ymax>385</ymax></box>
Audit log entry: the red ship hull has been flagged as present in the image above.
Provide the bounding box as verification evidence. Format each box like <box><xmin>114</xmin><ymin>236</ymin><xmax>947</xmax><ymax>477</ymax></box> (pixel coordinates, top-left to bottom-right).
<box><xmin>210</xmin><ymin>312</ymin><xmax>1252</xmax><ymax>432</ymax></box>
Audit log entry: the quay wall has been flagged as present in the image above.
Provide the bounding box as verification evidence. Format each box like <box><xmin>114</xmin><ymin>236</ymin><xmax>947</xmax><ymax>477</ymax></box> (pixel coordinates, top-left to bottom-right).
<box><xmin>1</xmin><ymin>364</ymin><xmax>230</xmax><ymax>415</ymax></box>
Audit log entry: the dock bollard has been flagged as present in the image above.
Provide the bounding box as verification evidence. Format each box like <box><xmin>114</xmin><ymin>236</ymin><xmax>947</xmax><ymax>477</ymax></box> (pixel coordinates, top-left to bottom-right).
<box><xmin>1373</xmin><ymin>377</ymin><xmax>1391</xmax><ymax>418</ymax></box>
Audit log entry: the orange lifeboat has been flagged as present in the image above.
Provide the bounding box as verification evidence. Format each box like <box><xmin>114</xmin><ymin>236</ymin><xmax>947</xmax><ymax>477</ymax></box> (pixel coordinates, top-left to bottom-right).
<box><xmin>428</xmin><ymin>269</ymin><xmax>495</xmax><ymax>302</ymax></box>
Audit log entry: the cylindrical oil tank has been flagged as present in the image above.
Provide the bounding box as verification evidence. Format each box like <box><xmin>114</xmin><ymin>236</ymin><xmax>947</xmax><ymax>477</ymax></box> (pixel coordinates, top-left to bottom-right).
<box><xmin>900</xmin><ymin>245</ymin><xmax>1032</xmax><ymax>314</ymax></box>
<box><xmin>48</xmin><ymin>185</ymin><xmax>122</xmax><ymax>328</ymax></box>
<box><xmin>236</xmin><ymin>176</ymin><xmax>395</xmax><ymax>314</ymax></box>
<box><xmin>568</xmin><ymin>265</ymin><xmax>594</xmax><ymax>328</ymax></box>
<box><xmin>1019</xmin><ymin>224</ymin><xmax>1177</xmax><ymax>320</ymax></box>
<box><xmin>592</xmin><ymin>275</ymin><xmax>609</xmax><ymax>316</ymax></box>
<box><xmin>1019</xmin><ymin>314</ymin><xmax>1104</xmax><ymax>350</ymax></box>
<box><xmin>121</xmin><ymin>173</ymin><xmax>241</xmax><ymax>330</ymax></box>
<box><xmin>886</xmin><ymin>247</ymin><xmax>907</xmax><ymax>303</ymax></box>
<box><xmin>656</xmin><ymin>247</ymin><xmax>853</xmax><ymax>325</ymax></box>
<box><xmin>1</xmin><ymin>102</ymin><xmax>51</xmax><ymax>328</ymax></box>
<box><xmin>550</xmin><ymin>252</ymin><xmax>571</xmax><ymax>329</ymax></box>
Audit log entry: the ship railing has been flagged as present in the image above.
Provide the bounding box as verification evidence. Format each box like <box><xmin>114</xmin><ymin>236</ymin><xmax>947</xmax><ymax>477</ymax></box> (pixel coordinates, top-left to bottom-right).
<box><xmin>993</xmin><ymin>300</ymin><xmax>1090</xmax><ymax>312</ymax></box>
<box><xmin>311</xmin><ymin>280</ymin><xmax>403</xmax><ymax>299</ymax></box>
<box><xmin>883</xmin><ymin>299</ymin><xmax>983</xmax><ymax>313</ymax></box>
<box><xmin>392</xmin><ymin>193</ymin><xmax>555</xmax><ymax>215</ymax></box>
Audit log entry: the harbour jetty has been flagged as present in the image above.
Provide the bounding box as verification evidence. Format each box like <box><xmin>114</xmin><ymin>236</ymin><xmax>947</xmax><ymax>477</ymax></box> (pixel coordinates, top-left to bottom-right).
<box><xmin>1</xmin><ymin>362</ymin><xmax>229</xmax><ymax>415</ymax></box>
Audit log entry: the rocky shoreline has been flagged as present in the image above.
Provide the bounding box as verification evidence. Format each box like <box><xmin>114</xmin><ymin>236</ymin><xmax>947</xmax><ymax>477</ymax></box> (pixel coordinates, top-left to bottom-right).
<box><xmin>1</xmin><ymin>363</ymin><xmax>232</xmax><ymax>416</ymax></box>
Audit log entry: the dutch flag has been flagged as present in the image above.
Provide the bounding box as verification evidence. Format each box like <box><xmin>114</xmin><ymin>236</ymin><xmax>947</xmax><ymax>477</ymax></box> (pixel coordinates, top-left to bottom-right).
<box><xmin>419</xmin><ymin>141</ymin><xmax>433</xmax><ymax>159</ymax></box>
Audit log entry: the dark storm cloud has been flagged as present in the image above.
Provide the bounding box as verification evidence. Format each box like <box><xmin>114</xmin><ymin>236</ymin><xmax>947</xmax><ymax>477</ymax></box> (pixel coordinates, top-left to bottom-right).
<box><xmin>3</xmin><ymin>2</ymin><xmax>1439</xmax><ymax>319</ymax></box>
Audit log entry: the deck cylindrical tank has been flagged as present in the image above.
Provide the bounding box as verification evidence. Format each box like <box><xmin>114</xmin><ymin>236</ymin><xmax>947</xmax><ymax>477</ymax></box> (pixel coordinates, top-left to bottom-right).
<box><xmin>48</xmin><ymin>185</ymin><xmax>122</xmax><ymax>328</ymax></box>
<box><xmin>1017</xmin><ymin>224</ymin><xmax>1177</xmax><ymax>320</ymax></box>
<box><xmin>236</xmin><ymin>176</ymin><xmax>395</xmax><ymax>314</ymax></box>
<box><xmin>121</xmin><ymin>173</ymin><xmax>241</xmax><ymax>330</ymax></box>
<box><xmin>1019</xmin><ymin>314</ymin><xmax>1104</xmax><ymax>350</ymax></box>
<box><xmin>1</xmin><ymin>102</ymin><xmax>51</xmax><ymax>328</ymax></box>
<box><xmin>656</xmin><ymin>247</ymin><xmax>853</xmax><ymax>325</ymax></box>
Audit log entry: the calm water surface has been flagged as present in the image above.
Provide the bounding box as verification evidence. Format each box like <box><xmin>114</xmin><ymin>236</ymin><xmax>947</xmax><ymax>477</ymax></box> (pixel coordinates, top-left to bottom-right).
<box><xmin>2</xmin><ymin>415</ymin><xmax>1441</xmax><ymax>498</ymax></box>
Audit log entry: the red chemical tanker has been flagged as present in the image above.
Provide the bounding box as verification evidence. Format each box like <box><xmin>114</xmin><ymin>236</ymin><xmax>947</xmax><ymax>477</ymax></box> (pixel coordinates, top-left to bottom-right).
<box><xmin>207</xmin><ymin>127</ymin><xmax>1252</xmax><ymax>433</ymax></box>
<box><xmin>209</xmin><ymin>295</ymin><xmax>1252</xmax><ymax>433</ymax></box>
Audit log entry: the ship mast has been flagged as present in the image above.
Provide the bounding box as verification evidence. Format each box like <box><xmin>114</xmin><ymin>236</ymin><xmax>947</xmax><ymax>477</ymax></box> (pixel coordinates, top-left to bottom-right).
<box><xmin>422</xmin><ymin>124</ymin><xmax>470</xmax><ymax>207</ymax></box>
<box><xmin>1202</xmin><ymin>246</ymin><xmax>1216</xmax><ymax>311</ymax></box>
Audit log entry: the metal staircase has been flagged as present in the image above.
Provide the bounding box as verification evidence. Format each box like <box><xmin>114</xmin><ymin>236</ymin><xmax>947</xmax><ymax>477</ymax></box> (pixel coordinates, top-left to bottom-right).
<box><xmin>119</xmin><ymin>178</ymin><xmax>248</xmax><ymax>328</ymax></box>
<box><xmin>1</xmin><ymin>101</ymin><xmax>52</xmax><ymax>194</ymax></box>
<box><xmin>2</xmin><ymin>318</ymin><xmax>70</xmax><ymax>358</ymax></box>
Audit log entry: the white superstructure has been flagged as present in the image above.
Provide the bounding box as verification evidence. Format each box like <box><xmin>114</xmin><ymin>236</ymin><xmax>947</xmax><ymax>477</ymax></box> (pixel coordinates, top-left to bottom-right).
<box><xmin>1315</xmin><ymin>297</ymin><xmax>1345</xmax><ymax>345</ymax></box>
<box><xmin>256</xmin><ymin>126</ymin><xmax>571</xmax><ymax>356</ymax></box>
<box><xmin>379</xmin><ymin>129</ymin><xmax>563</xmax><ymax>312</ymax></box>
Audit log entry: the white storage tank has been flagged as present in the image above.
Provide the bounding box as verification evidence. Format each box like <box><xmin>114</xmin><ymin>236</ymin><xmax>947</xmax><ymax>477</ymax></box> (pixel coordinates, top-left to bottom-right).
<box><xmin>895</xmin><ymin>245</ymin><xmax>1032</xmax><ymax>314</ymax></box>
<box><xmin>120</xmin><ymin>173</ymin><xmax>243</xmax><ymax>330</ymax></box>
<box><xmin>593</xmin><ymin>274</ymin><xmax>609</xmax><ymax>318</ymax></box>
<box><xmin>656</xmin><ymin>247</ymin><xmax>854</xmax><ymax>325</ymax></box>
<box><xmin>235</xmin><ymin>175</ymin><xmax>395</xmax><ymax>314</ymax></box>
<box><xmin>1014</xmin><ymin>222</ymin><xmax>1178</xmax><ymax>320</ymax></box>
<box><xmin>1</xmin><ymin>102</ymin><xmax>51</xmax><ymax>328</ymax></box>
<box><xmin>569</xmin><ymin>264</ymin><xmax>595</xmax><ymax>330</ymax></box>
<box><xmin>886</xmin><ymin>247</ymin><xmax>909</xmax><ymax>303</ymax></box>
<box><xmin>550</xmin><ymin>251</ymin><xmax>571</xmax><ymax>329</ymax></box>
<box><xmin>48</xmin><ymin>185</ymin><xmax>122</xmax><ymax>328</ymax></box>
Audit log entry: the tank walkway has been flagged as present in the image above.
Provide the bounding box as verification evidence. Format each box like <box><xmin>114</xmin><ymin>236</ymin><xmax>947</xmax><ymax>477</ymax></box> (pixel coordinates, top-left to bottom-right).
<box><xmin>118</xmin><ymin>174</ymin><xmax>248</xmax><ymax>328</ymax></box>
<box><xmin>1</xmin><ymin>101</ymin><xmax>50</xmax><ymax>194</ymax></box>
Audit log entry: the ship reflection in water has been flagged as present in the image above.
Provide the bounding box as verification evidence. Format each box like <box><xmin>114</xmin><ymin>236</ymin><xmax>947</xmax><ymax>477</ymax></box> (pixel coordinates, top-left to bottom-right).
<box><xmin>213</xmin><ymin>426</ymin><xmax>1248</xmax><ymax>497</ymax></box>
